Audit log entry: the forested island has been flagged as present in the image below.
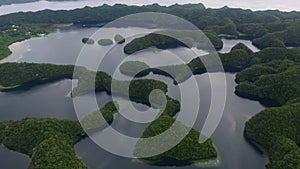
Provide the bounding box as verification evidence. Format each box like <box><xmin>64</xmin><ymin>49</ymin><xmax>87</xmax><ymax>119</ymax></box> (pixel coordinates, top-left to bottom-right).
<box><xmin>135</xmin><ymin>115</ymin><xmax>218</xmax><ymax>166</ymax></box>
<box><xmin>98</xmin><ymin>39</ymin><xmax>113</xmax><ymax>46</ymax></box>
<box><xmin>82</xmin><ymin>37</ymin><xmax>95</xmax><ymax>45</ymax></box>
<box><xmin>0</xmin><ymin>118</ymin><xmax>87</xmax><ymax>169</ymax></box>
<box><xmin>82</xmin><ymin>34</ymin><xmax>124</xmax><ymax>46</ymax></box>
<box><xmin>123</xmin><ymin>30</ymin><xmax>223</xmax><ymax>55</ymax></box>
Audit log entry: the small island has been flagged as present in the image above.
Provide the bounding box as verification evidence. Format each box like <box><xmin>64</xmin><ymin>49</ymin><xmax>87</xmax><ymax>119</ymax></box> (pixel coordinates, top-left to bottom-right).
<box><xmin>123</xmin><ymin>30</ymin><xmax>223</xmax><ymax>55</ymax></box>
<box><xmin>119</xmin><ymin>61</ymin><xmax>150</xmax><ymax>77</ymax></box>
<box><xmin>98</xmin><ymin>39</ymin><xmax>114</xmax><ymax>46</ymax></box>
<box><xmin>114</xmin><ymin>34</ymin><xmax>125</xmax><ymax>44</ymax></box>
<box><xmin>82</xmin><ymin>37</ymin><xmax>95</xmax><ymax>45</ymax></box>
<box><xmin>124</xmin><ymin>32</ymin><xmax>187</xmax><ymax>55</ymax></box>
<box><xmin>134</xmin><ymin>115</ymin><xmax>218</xmax><ymax>166</ymax></box>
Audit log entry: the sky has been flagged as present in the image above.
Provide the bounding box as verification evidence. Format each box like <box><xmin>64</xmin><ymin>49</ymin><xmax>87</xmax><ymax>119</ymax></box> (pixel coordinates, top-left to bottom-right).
<box><xmin>108</xmin><ymin>0</ymin><xmax>300</xmax><ymax>11</ymax></box>
<box><xmin>0</xmin><ymin>0</ymin><xmax>299</xmax><ymax>16</ymax></box>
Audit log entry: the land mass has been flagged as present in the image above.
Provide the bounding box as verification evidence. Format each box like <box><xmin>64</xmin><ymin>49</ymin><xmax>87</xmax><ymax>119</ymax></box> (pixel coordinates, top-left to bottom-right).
<box><xmin>1</xmin><ymin>3</ymin><xmax>300</xmax><ymax>59</ymax></box>
<box><xmin>135</xmin><ymin>115</ymin><xmax>218</xmax><ymax>166</ymax></box>
<box><xmin>233</xmin><ymin>47</ymin><xmax>300</xmax><ymax>168</ymax></box>
<box><xmin>0</xmin><ymin>3</ymin><xmax>299</xmax><ymax>168</ymax></box>
<box><xmin>80</xmin><ymin>101</ymin><xmax>119</xmax><ymax>130</ymax></box>
<box><xmin>0</xmin><ymin>62</ymin><xmax>218</xmax><ymax>167</ymax></box>
<box><xmin>120</xmin><ymin>44</ymin><xmax>300</xmax><ymax>169</ymax></box>
<box><xmin>120</xmin><ymin>43</ymin><xmax>254</xmax><ymax>83</ymax></box>
<box><xmin>123</xmin><ymin>30</ymin><xmax>223</xmax><ymax>55</ymax></box>
<box><xmin>245</xmin><ymin>103</ymin><xmax>300</xmax><ymax>169</ymax></box>
<box><xmin>0</xmin><ymin>118</ymin><xmax>87</xmax><ymax>169</ymax></box>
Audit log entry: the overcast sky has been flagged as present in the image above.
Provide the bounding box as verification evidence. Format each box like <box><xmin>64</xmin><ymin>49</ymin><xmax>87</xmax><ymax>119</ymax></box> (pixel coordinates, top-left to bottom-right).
<box><xmin>110</xmin><ymin>0</ymin><xmax>300</xmax><ymax>11</ymax></box>
<box><xmin>0</xmin><ymin>0</ymin><xmax>299</xmax><ymax>16</ymax></box>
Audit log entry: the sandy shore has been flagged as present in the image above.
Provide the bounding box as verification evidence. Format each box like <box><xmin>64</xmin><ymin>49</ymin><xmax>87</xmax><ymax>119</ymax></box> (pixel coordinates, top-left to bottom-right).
<box><xmin>0</xmin><ymin>40</ymin><xmax>30</xmax><ymax>64</ymax></box>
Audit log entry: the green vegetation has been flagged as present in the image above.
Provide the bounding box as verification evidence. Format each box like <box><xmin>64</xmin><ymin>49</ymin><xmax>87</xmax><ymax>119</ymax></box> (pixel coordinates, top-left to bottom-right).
<box><xmin>162</xmin><ymin>97</ymin><xmax>180</xmax><ymax>117</ymax></box>
<box><xmin>0</xmin><ymin>62</ymin><xmax>76</xmax><ymax>90</ymax></box>
<box><xmin>114</xmin><ymin>34</ymin><xmax>125</xmax><ymax>44</ymax></box>
<box><xmin>0</xmin><ymin>62</ymin><xmax>169</xmax><ymax>108</ymax></box>
<box><xmin>1</xmin><ymin>3</ymin><xmax>300</xmax><ymax>59</ymax></box>
<box><xmin>207</xmin><ymin>18</ymin><xmax>239</xmax><ymax>38</ymax></box>
<box><xmin>235</xmin><ymin>47</ymin><xmax>300</xmax><ymax>105</ymax></box>
<box><xmin>229</xmin><ymin>46</ymin><xmax>300</xmax><ymax>169</ymax></box>
<box><xmin>219</xmin><ymin>49</ymin><xmax>252</xmax><ymax>71</ymax></box>
<box><xmin>73</xmin><ymin>72</ymin><xmax>168</xmax><ymax>107</ymax></box>
<box><xmin>1</xmin><ymin>3</ymin><xmax>300</xmax><ymax>50</ymax></box>
<box><xmin>124</xmin><ymin>30</ymin><xmax>223</xmax><ymax>54</ymax></box>
<box><xmin>120</xmin><ymin>43</ymin><xmax>253</xmax><ymax>83</ymax></box>
<box><xmin>0</xmin><ymin>62</ymin><xmax>216</xmax><ymax>167</ymax></box>
<box><xmin>252</xmin><ymin>23</ymin><xmax>300</xmax><ymax>49</ymax></box>
<box><xmin>2</xmin><ymin>4</ymin><xmax>300</xmax><ymax>168</ymax></box>
<box><xmin>120</xmin><ymin>61</ymin><xmax>192</xmax><ymax>84</ymax></box>
<box><xmin>245</xmin><ymin>103</ymin><xmax>300</xmax><ymax>169</ymax></box>
<box><xmin>0</xmin><ymin>24</ymin><xmax>60</xmax><ymax>60</ymax></box>
<box><xmin>231</xmin><ymin>42</ymin><xmax>253</xmax><ymax>55</ymax></box>
<box><xmin>121</xmin><ymin>46</ymin><xmax>300</xmax><ymax>169</ymax></box>
<box><xmin>98</xmin><ymin>39</ymin><xmax>113</xmax><ymax>46</ymax></box>
<box><xmin>251</xmin><ymin>47</ymin><xmax>300</xmax><ymax>64</ymax></box>
<box><xmin>204</xmin><ymin>31</ymin><xmax>223</xmax><ymax>50</ymax></box>
<box><xmin>0</xmin><ymin>3</ymin><xmax>298</xmax><ymax>38</ymax></box>
<box><xmin>82</xmin><ymin>37</ymin><xmax>94</xmax><ymax>45</ymax></box>
<box><xmin>112</xmin><ymin>79</ymin><xmax>168</xmax><ymax>105</ymax></box>
<box><xmin>236</xmin><ymin>65</ymin><xmax>300</xmax><ymax>105</ymax></box>
<box><xmin>134</xmin><ymin>115</ymin><xmax>217</xmax><ymax>165</ymax></box>
<box><xmin>124</xmin><ymin>33</ymin><xmax>187</xmax><ymax>55</ymax></box>
<box><xmin>119</xmin><ymin>45</ymin><xmax>300</xmax><ymax>169</ymax></box>
<box><xmin>0</xmin><ymin>118</ymin><xmax>87</xmax><ymax>169</ymax></box>
<box><xmin>81</xmin><ymin>101</ymin><xmax>119</xmax><ymax>130</ymax></box>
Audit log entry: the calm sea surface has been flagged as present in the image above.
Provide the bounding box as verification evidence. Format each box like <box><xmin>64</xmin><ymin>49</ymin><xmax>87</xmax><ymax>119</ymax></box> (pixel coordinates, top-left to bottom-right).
<box><xmin>0</xmin><ymin>27</ymin><xmax>266</xmax><ymax>169</ymax></box>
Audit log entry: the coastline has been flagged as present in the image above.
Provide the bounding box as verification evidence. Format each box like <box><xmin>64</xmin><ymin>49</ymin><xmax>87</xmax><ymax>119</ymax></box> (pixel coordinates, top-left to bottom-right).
<box><xmin>0</xmin><ymin>40</ymin><xmax>30</xmax><ymax>64</ymax></box>
<box><xmin>0</xmin><ymin>24</ymin><xmax>72</xmax><ymax>64</ymax></box>
<box><xmin>132</xmin><ymin>156</ymin><xmax>220</xmax><ymax>168</ymax></box>
<box><xmin>132</xmin><ymin>143</ymin><xmax>220</xmax><ymax>168</ymax></box>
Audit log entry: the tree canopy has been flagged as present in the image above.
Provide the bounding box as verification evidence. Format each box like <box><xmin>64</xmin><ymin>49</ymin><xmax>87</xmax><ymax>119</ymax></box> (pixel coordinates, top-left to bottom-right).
<box><xmin>0</xmin><ymin>118</ymin><xmax>87</xmax><ymax>169</ymax></box>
